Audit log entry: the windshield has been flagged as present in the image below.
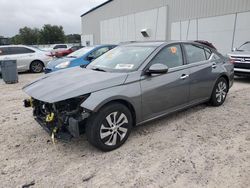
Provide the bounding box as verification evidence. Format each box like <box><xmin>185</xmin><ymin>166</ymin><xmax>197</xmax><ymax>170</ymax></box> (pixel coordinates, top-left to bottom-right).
<box><xmin>87</xmin><ymin>46</ymin><xmax>155</xmax><ymax>72</ymax></box>
<box><xmin>67</xmin><ymin>47</ymin><xmax>94</xmax><ymax>58</ymax></box>
<box><xmin>238</xmin><ymin>42</ymin><xmax>250</xmax><ymax>51</ymax></box>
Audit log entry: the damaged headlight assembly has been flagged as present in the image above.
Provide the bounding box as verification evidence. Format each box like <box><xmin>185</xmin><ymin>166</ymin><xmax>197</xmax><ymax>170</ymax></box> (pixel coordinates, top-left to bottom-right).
<box><xmin>24</xmin><ymin>94</ymin><xmax>91</xmax><ymax>143</ymax></box>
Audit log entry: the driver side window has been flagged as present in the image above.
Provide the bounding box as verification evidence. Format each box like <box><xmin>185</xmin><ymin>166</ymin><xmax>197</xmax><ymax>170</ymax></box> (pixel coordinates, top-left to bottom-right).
<box><xmin>150</xmin><ymin>44</ymin><xmax>183</xmax><ymax>69</ymax></box>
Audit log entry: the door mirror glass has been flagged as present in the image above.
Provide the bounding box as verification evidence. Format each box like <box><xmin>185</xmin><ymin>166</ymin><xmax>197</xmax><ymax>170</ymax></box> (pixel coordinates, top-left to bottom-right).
<box><xmin>147</xmin><ymin>64</ymin><xmax>169</xmax><ymax>75</ymax></box>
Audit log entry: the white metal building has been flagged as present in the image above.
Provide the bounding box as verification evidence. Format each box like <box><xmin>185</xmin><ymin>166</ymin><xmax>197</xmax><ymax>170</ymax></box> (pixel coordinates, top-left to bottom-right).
<box><xmin>81</xmin><ymin>0</ymin><xmax>250</xmax><ymax>54</ymax></box>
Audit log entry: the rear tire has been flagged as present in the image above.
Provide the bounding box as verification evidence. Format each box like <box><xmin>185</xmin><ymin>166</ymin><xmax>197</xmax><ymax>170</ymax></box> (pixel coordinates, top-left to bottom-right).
<box><xmin>30</xmin><ymin>61</ymin><xmax>44</xmax><ymax>73</ymax></box>
<box><xmin>210</xmin><ymin>77</ymin><xmax>228</xmax><ymax>106</ymax></box>
<box><xmin>86</xmin><ymin>102</ymin><xmax>133</xmax><ymax>151</ymax></box>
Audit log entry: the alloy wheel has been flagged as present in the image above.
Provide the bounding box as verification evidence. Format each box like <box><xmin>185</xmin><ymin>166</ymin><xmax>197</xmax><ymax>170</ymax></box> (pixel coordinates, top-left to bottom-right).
<box><xmin>100</xmin><ymin>112</ymin><xmax>129</xmax><ymax>146</ymax></box>
<box><xmin>31</xmin><ymin>61</ymin><xmax>43</xmax><ymax>73</ymax></box>
<box><xmin>215</xmin><ymin>81</ymin><xmax>227</xmax><ymax>103</ymax></box>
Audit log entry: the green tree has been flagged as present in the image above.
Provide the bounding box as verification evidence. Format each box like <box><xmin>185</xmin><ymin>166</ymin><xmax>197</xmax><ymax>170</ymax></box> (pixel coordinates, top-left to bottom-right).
<box><xmin>66</xmin><ymin>34</ymin><xmax>81</xmax><ymax>43</ymax></box>
<box><xmin>18</xmin><ymin>27</ymin><xmax>40</xmax><ymax>45</ymax></box>
<box><xmin>11</xmin><ymin>35</ymin><xmax>22</xmax><ymax>44</ymax></box>
<box><xmin>39</xmin><ymin>24</ymin><xmax>66</xmax><ymax>44</ymax></box>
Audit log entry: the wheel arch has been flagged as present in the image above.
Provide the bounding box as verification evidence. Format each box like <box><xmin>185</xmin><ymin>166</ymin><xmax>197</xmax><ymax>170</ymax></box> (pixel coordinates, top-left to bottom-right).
<box><xmin>30</xmin><ymin>59</ymin><xmax>45</xmax><ymax>68</ymax></box>
<box><xmin>218</xmin><ymin>74</ymin><xmax>230</xmax><ymax>92</ymax></box>
<box><xmin>209</xmin><ymin>73</ymin><xmax>230</xmax><ymax>99</ymax></box>
<box><xmin>83</xmin><ymin>97</ymin><xmax>137</xmax><ymax>127</ymax></box>
<box><xmin>98</xmin><ymin>99</ymin><xmax>137</xmax><ymax>126</ymax></box>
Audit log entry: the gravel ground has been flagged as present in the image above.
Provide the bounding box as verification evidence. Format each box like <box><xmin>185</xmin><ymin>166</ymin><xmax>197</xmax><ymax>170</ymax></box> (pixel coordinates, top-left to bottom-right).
<box><xmin>0</xmin><ymin>73</ymin><xmax>250</xmax><ymax>188</ymax></box>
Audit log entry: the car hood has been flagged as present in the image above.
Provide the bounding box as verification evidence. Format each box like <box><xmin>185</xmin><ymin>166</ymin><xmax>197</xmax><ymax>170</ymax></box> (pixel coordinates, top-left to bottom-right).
<box><xmin>46</xmin><ymin>57</ymin><xmax>75</xmax><ymax>68</ymax></box>
<box><xmin>228</xmin><ymin>51</ymin><xmax>250</xmax><ymax>57</ymax></box>
<box><xmin>23</xmin><ymin>67</ymin><xmax>128</xmax><ymax>103</ymax></box>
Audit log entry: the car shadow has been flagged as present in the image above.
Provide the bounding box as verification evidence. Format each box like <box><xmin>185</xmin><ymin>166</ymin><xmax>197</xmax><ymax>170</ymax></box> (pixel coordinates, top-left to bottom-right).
<box><xmin>234</xmin><ymin>76</ymin><xmax>250</xmax><ymax>83</ymax></box>
<box><xmin>58</xmin><ymin>103</ymin><xmax>209</xmax><ymax>153</ymax></box>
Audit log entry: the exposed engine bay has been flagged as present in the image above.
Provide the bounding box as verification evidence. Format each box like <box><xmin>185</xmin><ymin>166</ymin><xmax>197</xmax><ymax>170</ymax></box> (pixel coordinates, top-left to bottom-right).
<box><xmin>24</xmin><ymin>95</ymin><xmax>90</xmax><ymax>142</ymax></box>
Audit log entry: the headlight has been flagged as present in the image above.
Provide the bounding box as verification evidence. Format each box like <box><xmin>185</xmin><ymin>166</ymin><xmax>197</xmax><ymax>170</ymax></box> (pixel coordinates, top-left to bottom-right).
<box><xmin>55</xmin><ymin>61</ymin><xmax>70</xmax><ymax>69</ymax></box>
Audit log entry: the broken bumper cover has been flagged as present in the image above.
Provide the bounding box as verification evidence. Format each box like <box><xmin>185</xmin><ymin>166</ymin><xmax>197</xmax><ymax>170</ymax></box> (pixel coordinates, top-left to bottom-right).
<box><xmin>24</xmin><ymin>96</ymin><xmax>90</xmax><ymax>141</ymax></box>
<box><xmin>35</xmin><ymin>116</ymin><xmax>78</xmax><ymax>141</ymax></box>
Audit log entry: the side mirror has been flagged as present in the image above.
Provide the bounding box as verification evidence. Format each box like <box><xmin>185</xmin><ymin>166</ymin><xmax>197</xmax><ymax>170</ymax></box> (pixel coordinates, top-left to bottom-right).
<box><xmin>232</xmin><ymin>48</ymin><xmax>237</xmax><ymax>52</ymax></box>
<box><xmin>146</xmin><ymin>64</ymin><xmax>169</xmax><ymax>75</ymax></box>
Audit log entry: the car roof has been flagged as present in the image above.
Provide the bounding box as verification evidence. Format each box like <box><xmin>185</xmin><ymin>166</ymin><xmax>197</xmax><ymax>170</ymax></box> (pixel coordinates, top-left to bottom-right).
<box><xmin>122</xmin><ymin>41</ymin><xmax>165</xmax><ymax>47</ymax></box>
<box><xmin>0</xmin><ymin>44</ymin><xmax>31</xmax><ymax>48</ymax></box>
<box><xmin>121</xmin><ymin>40</ymin><xmax>216</xmax><ymax>49</ymax></box>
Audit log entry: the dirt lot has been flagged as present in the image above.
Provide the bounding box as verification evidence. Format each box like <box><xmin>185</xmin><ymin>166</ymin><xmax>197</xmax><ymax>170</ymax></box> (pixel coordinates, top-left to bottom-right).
<box><xmin>0</xmin><ymin>73</ymin><xmax>250</xmax><ymax>188</ymax></box>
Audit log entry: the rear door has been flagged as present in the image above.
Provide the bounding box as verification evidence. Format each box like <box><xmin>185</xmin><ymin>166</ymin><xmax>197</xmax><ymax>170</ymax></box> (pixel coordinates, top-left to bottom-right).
<box><xmin>140</xmin><ymin>44</ymin><xmax>190</xmax><ymax>121</ymax></box>
<box><xmin>8</xmin><ymin>47</ymin><xmax>35</xmax><ymax>71</ymax></box>
<box><xmin>182</xmin><ymin>43</ymin><xmax>219</xmax><ymax>103</ymax></box>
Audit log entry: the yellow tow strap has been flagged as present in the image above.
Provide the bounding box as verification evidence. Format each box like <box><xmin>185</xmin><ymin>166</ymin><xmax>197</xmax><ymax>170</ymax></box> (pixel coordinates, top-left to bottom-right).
<box><xmin>46</xmin><ymin>113</ymin><xmax>55</xmax><ymax>122</ymax></box>
<box><xmin>29</xmin><ymin>98</ymin><xmax>34</xmax><ymax>107</ymax></box>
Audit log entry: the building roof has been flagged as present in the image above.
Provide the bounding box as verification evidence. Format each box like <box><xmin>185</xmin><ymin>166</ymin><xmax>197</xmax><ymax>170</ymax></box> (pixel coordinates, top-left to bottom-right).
<box><xmin>81</xmin><ymin>0</ymin><xmax>113</xmax><ymax>17</ymax></box>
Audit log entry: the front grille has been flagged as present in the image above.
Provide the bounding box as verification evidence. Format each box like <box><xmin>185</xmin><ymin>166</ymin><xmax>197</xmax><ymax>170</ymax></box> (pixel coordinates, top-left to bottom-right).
<box><xmin>230</xmin><ymin>56</ymin><xmax>250</xmax><ymax>63</ymax></box>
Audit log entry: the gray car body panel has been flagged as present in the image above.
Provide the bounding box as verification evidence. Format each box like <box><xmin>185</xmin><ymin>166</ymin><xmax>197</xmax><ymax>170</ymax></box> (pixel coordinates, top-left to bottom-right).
<box><xmin>23</xmin><ymin>66</ymin><xmax>128</xmax><ymax>103</ymax></box>
<box><xmin>81</xmin><ymin>72</ymin><xmax>143</xmax><ymax>122</ymax></box>
<box><xmin>23</xmin><ymin>41</ymin><xmax>234</xmax><ymax>125</ymax></box>
<box><xmin>228</xmin><ymin>51</ymin><xmax>250</xmax><ymax>57</ymax></box>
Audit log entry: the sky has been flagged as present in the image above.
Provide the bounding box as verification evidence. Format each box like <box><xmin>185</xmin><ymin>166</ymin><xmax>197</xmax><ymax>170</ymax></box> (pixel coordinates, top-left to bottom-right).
<box><xmin>0</xmin><ymin>0</ymin><xmax>107</xmax><ymax>37</ymax></box>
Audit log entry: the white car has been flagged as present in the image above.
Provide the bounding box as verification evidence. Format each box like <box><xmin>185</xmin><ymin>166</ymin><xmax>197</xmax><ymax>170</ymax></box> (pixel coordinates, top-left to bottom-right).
<box><xmin>0</xmin><ymin>45</ymin><xmax>53</xmax><ymax>73</ymax></box>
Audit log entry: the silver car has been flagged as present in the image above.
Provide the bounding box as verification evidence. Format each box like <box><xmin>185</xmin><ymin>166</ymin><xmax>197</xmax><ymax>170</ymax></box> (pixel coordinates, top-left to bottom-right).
<box><xmin>228</xmin><ymin>41</ymin><xmax>250</xmax><ymax>77</ymax></box>
<box><xmin>23</xmin><ymin>41</ymin><xmax>234</xmax><ymax>151</ymax></box>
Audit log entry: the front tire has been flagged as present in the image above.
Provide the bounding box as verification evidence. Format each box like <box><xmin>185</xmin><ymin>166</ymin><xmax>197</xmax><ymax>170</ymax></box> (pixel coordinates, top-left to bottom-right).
<box><xmin>30</xmin><ymin>61</ymin><xmax>44</xmax><ymax>73</ymax></box>
<box><xmin>210</xmin><ymin>77</ymin><xmax>228</xmax><ymax>106</ymax></box>
<box><xmin>86</xmin><ymin>103</ymin><xmax>133</xmax><ymax>151</ymax></box>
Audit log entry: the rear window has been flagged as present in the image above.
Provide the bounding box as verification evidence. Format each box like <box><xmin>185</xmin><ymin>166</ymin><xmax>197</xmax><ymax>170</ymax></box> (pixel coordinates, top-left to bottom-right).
<box><xmin>8</xmin><ymin>47</ymin><xmax>34</xmax><ymax>55</ymax></box>
<box><xmin>184</xmin><ymin>44</ymin><xmax>207</xmax><ymax>64</ymax></box>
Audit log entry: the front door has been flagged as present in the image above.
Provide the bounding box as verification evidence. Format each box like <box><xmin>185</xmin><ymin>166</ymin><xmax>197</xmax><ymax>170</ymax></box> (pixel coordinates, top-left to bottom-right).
<box><xmin>140</xmin><ymin>44</ymin><xmax>190</xmax><ymax>121</ymax></box>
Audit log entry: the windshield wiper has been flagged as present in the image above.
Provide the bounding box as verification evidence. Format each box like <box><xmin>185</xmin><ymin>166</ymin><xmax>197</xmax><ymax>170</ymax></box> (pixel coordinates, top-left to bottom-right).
<box><xmin>91</xmin><ymin>67</ymin><xmax>106</xmax><ymax>72</ymax></box>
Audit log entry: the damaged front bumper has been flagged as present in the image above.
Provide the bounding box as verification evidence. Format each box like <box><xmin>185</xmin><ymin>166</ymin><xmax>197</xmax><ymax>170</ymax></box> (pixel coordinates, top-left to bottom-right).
<box><xmin>24</xmin><ymin>96</ymin><xmax>90</xmax><ymax>142</ymax></box>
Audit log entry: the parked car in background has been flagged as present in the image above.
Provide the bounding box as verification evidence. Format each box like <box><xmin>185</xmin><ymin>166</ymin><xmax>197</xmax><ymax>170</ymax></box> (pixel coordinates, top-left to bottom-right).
<box><xmin>54</xmin><ymin>46</ymin><xmax>84</xmax><ymax>58</ymax></box>
<box><xmin>44</xmin><ymin>44</ymin><xmax>116</xmax><ymax>73</ymax></box>
<box><xmin>0</xmin><ymin>45</ymin><xmax>53</xmax><ymax>73</ymax></box>
<box><xmin>43</xmin><ymin>44</ymin><xmax>70</xmax><ymax>54</ymax></box>
<box><xmin>228</xmin><ymin>41</ymin><xmax>250</xmax><ymax>77</ymax></box>
<box><xmin>23</xmin><ymin>41</ymin><xmax>234</xmax><ymax>151</ymax></box>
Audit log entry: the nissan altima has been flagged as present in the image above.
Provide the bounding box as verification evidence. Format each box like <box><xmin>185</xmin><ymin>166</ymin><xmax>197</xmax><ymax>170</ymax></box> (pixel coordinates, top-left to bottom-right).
<box><xmin>23</xmin><ymin>41</ymin><xmax>234</xmax><ymax>151</ymax></box>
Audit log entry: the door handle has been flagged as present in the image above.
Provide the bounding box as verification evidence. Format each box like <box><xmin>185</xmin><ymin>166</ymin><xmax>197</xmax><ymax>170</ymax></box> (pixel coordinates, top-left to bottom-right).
<box><xmin>212</xmin><ymin>63</ymin><xmax>217</xmax><ymax>69</ymax></box>
<box><xmin>180</xmin><ymin>74</ymin><xmax>189</xmax><ymax>80</ymax></box>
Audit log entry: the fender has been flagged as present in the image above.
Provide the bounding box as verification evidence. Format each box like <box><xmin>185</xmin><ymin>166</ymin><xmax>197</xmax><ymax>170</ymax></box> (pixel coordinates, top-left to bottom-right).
<box><xmin>80</xmin><ymin>83</ymin><xmax>143</xmax><ymax>123</ymax></box>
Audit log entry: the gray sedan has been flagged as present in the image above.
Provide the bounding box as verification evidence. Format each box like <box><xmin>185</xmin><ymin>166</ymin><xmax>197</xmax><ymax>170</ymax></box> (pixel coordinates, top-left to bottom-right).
<box><xmin>23</xmin><ymin>41</ymin><xmax>234</xmax><ymax>151</ymax></box>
